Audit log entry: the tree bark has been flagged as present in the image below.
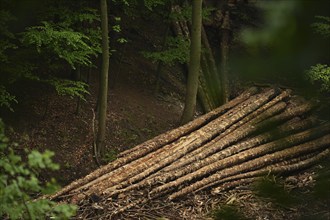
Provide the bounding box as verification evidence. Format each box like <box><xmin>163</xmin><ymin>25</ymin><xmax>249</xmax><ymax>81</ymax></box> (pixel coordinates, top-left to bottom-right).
<box><xmin>72</xmin><ymin>88</ymin><xmax>277</xmax><ymax>197</ymax></box>
<box><xmin>46</xmin><ymin>87</ymin><xmax>257</xmax><ymax>201</ymax></box>
<box><xmin>96</xmin><ymin>0</ymin><xmax>110</xmax><ymax>157</ymax></box>
<box><xmin>47</xmin><ymin>87</ymin><xmax>329</xmax><ymax>219</ymax></box>
<box><xmin>168</xmin><ymin>134</ymin><xmax>330</xmax><ymax>200</ymax></box>
<box><xmin>100</xmin><ymin>116</ymin><xmax>317</xmax><ymax>198</ymax></box>
<box><xmin>201</xmin><ymin>25</ymin><xmax>222</xmax><ymax>107</ymax></box>
<box><xmin>219</xmin><ymin>11</ymin><xmax>231</xmax><ymax>103</ymax></box>
<box><xmin>181</xmin><ymin>0</ymin><xmax>203</xmax><ymax>124</ymax></box>
<box><xmin>211</xmin><ymin>149</ymin><xmax>330</xmax><ymax>194</ymax></box>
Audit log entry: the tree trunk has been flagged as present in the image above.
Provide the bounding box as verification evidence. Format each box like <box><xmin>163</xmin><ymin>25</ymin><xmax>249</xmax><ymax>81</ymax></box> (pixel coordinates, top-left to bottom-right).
<box><xmin>75</xmin><ymin>65</ymin><xmax>82</xmax><ymax>115</ymax></box>
<box><xmin>181</xmin><ymin>0</ymin><xmax>203</xmax><ymax>124</ymax></box>
<box><xmin>220</xmin><ymin>11</ymin><xmax>231</xmax><ymax>103</ymax></box>
<box><xmin>171</xmin><ymin>5</ymin><xmax>216</xmax><ymax>113</ymax></box>
<box><xmin>96</xmin><ymin>0</ymin><xmax>109</xmax><ymax>157</ymax></box>
<box><xmin>201</xmin><ymin>25</ymin><xmax>222</xmax><ymax>107</ymax></box>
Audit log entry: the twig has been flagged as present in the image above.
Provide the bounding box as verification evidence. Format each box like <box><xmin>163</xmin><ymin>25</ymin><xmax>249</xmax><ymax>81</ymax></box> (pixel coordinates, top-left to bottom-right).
<box><xmin>92</xmin><ymin>108</ymin><xmax>101</xmax><ymax>167</ymax></box>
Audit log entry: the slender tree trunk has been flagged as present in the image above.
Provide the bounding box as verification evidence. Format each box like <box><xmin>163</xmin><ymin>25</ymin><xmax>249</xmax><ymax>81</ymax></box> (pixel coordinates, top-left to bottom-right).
<box><xmin>201</xmin><ymin>25</ymin><xmax>222</xmax><ymax>107</ymax></box>
<box><xmin>154</xmin><ymin>25</ymin><xmax>170</xmax><ymax>95</ymax></box>
<box><xmin>75</xmin><ymin>65</ymin><xmax>81</xmax><ymax>115</ymax></box>
<box><xmin>220</xmin><ymin>11</ymin><xmax>231</xmax><ymax>103</ymax></box>
<box><xmin>96</xmin><ymin>0</ymin><xmax>109</xmax><ymax>157</ymax></box>
<box><xmin>181</xmin><ymin>0</ymin><xmax>203</xmax><ymax>124</ymax></box>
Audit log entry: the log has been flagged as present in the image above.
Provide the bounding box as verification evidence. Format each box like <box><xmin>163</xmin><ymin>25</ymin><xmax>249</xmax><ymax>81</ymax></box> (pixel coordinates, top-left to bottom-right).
<box><xmin>78</xmin><ymin>88</ymin><xmax>276</xmax><ymax>196</ymax></box>
<box><xmin>149</xmin><ymin>124</ymin><xmax>329</xmax><ymax>199</ymax></box>
<box><xmin>102</xmin><ymin>116</ymin><xmax>317</xmax><ymax>197</ymax></box>
<box><xmin>118</xmin><ymin>86</ymin><xmax>258</xmax><ymax>158</ymax></box>
<box><xmin>211</xmin><ymin>149</ymin><xmax>330</xmax><ymax>194</ymax></box>
<box><xmin>48</xmin><ymin>87</ymin><xmax>258</xmax><ymax>200</ymax></box>
<box><xmin>48</xmin><ymin>87</ymin><xmax>329</xmax><ymax>220</ymax></box>
<box><xmin>168</xmin><ymin>134</ymin><xmax>330</xmax><ymax>200</ymax></box>
<box><xmin>163</xmin><ymin>90</ymin><xmax>290</xmax><ymax>171</ymax></box>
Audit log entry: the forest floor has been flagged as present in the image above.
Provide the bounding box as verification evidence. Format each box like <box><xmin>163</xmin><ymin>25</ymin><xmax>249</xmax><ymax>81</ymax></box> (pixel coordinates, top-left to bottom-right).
<box><xmin>1</xmin><ymin>11</ymin><xmax>187</xmax><ymax>185</ymax></box>
<box><xmin>1</xmin><ymin>12</ymin><xmax>329</xmax><ymax>220</ymax></box>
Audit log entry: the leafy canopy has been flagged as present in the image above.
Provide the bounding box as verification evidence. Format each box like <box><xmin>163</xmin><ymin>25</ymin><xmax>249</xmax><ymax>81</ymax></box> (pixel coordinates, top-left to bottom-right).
<box><xmin>21</xmin><ymin>21</ymin><xmax>98</xmax><ymax>69</ymax></box>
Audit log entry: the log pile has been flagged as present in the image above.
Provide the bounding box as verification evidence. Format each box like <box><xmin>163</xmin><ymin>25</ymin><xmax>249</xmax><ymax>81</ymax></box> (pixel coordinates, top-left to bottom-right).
<box><xmin>48</xmin><ymin>87</ymin><xmax>330</xmax><ymax>219</ymax></box>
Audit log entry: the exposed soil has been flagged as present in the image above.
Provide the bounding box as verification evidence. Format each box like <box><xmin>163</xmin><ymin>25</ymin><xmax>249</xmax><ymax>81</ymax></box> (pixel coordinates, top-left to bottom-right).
<box><xmin>1</xmin><ymin>13</ymin><xmax>185</xmax><ymax>185</ymax></box>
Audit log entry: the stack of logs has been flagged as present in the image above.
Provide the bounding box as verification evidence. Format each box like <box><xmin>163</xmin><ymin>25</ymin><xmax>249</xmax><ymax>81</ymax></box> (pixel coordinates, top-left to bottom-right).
<box><xmin>48</xmin><ymin>87</ymin><xmax>330</xmax><ymax>219</ymax></box>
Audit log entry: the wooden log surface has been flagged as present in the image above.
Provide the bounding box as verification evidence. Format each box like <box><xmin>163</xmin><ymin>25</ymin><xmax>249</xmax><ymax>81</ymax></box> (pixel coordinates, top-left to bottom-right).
<box><xmin>46</xmin><ymin>87</ymin><xmax>330</xmax><ymax>219</ymax></box>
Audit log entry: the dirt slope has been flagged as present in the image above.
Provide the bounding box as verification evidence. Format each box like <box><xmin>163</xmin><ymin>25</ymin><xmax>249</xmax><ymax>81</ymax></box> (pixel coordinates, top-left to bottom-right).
<box><xmin>1</xmin><ymin>13</ymin><xmax>185</xmax><ymax>185</ymax></box>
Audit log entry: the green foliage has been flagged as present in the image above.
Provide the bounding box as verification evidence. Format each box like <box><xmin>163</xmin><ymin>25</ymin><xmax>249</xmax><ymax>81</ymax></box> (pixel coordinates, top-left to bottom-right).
<box><xmin>21</xmin><ymin>21</ymin><xmax>98</xmax><ymax>69</ymax></box>
<box><xmin>306</xmin><ymin>64</ymin><xmax>330</xmax><ymax>92</ymax></box>
<box><xmin>0</xmin><ymin>86</ymin><xmax>17</xmax><ymax>111</ymax></box>
<box><xmin>0</xmin><ymin>10</ymin><xmax>16</xmax><ymax>63</ymax></box>
<box><xmin>103</xmin><ymin>149</ymin><xmax>119</xmax><ymax>163</ymax></box>
<box><xmin>0</xmin><ymin>119</ymin><xmax>77</xmax><ymax>219</ymax></box>
<box><xmin>253</xmin><ymin>176</ymin><xmax>295</xmax><ymax>207</ymax></box>
<box><xmin>112</xmin><ymin>0</ymin><xmax>129</xmax><ymax>6</ymax></box>
<box><xmin>0</xmin><ymin>10</ymin><xmax>20</xmax><ymax>111</ymax></box>
<box><xmin>142</xmin><ymin>36</ymin><xmax>190</xmax><ymax>65</ymax></box>
<box><xmin>313</xmin><ymin>159</ymin><xmax>330</xmax><ymax>200</ymax></box>
<box><xmin>234</xmin><ymin>0</ymin><xmax>330</xmax><ymax>94</ymax></box>
<box><xmin>0</xmin><ymin>10</ymin><xmax>15</xmax><ymax>38</ymax></box>
<box><xmin>169</xmin><ymin>4</ymin><xmax>215</xmax><ymax>22</ymax></box>
<box><xmin>144</xmin><ymin>0</ymin><xmax>165</xmax><ymax>11</ymax></box>
<box><xmin>142</xmin><ymin>2</ymin><xmax>213</xmax><ymax>68</ymax></box>
<box><xmin>17</xmin><ymin>5</ymin><xmax>97</xmax><ymax>102</ymax></box>
<box><xmin>112</xmin><ymin>17</ymin><xmax>128</xmax><ymax>45</ymax></box>
<box><xmin>241</xmin><ymin>0</ymin><xmax>298</xmax><ymax>49</ymax></box>
<box><xmin>306</xmin><ymin>16</ymin><xmax>330</xmax><ymax>94</ymax></box>
<box><xmin>0</xmin><ymin>10</ymin><xmax>37</xmax><ymax>86</ymax></box>
<box><xmin>117</xmin><ymin>0</ymin><xmax>170</xmax><ymax>19</ymax></box>
<box><xmin>41</xmin><ymin>6</ymin><xmax>102</xmax><ymax>57</ymax></box>
<box><xmin>312</xmin><ymin>16</ymin><xmax>330</xmax><ymax>38</ymax></box>
<box><xmin>211</xmin><ymin>205</ymin><xmax>249</xmax><ymax>220</ymax></box>
<box><xmin>46</xmin><ymin>78</ymin><xmax>90</xmax><ymax>101</ymax></box>
<box><xmin>0</xmin><ymin>5</ymin><xmax>100</xmax><ymax>111</ymax></box>
<box><xmin>20</xmin><ymin>4</ymin><xmax>102</xmax><ymax>69</ymax></box>
<box><xmin>46</xmin><ymin>7</ymin><xmax>100</xmax><ymax>26</ymax></box>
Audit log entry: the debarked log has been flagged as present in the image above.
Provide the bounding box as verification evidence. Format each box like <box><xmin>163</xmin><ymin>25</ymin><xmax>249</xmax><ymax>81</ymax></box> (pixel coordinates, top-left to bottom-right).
<box><xmin>47</xmin><ymin>87</ymin><xmax>329</xmax><ymax>220</ymax></box>
<box><xmin>167</xmin><ymin>134</ymin><xmax>330</xmax><ymax>200</ymax></box>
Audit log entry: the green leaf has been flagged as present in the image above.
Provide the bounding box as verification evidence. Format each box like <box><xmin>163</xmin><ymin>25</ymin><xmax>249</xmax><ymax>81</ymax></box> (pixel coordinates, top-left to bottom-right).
<box><xmin>0</xmin><ymin>119</ymin><xmax>76</xmax><ymax>219</ymax></box>
<box><xmin>306</xmin><ymin>64</ymin><xmax>330</xmax><ymax>92</ymax></box>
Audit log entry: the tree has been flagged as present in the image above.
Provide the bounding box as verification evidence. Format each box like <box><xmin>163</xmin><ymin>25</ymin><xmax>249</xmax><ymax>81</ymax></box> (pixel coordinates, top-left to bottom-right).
<box><xmin>96</xmin><ymin>0</ymin><xmax>110</xmax><ymax>158</ymax></box>
<box><xmin>220</xmin><ymin>7</ymin><xmax>231</xmax><ymax>104</ymax></box>
<box><xmin>0</xmin><ymin>2</ymin><xmax>101</xmax><ymax>112</ymax></box>
<box><xmin>306</xmin><ymin>16</ymin><xmax>330</xmax><ymax>94</ymax></box>
<box><xmin>181</xmin><ymin>0</ymin><xmax>203</xmax><ymax>124</ymax></box>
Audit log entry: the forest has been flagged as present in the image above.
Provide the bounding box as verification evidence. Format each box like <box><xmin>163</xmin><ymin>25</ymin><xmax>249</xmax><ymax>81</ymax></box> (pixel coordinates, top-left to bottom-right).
<box><xmin>0</xmin><ymin>0</ymin><xmax>329</xmax><ymax>219</ymax></box>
